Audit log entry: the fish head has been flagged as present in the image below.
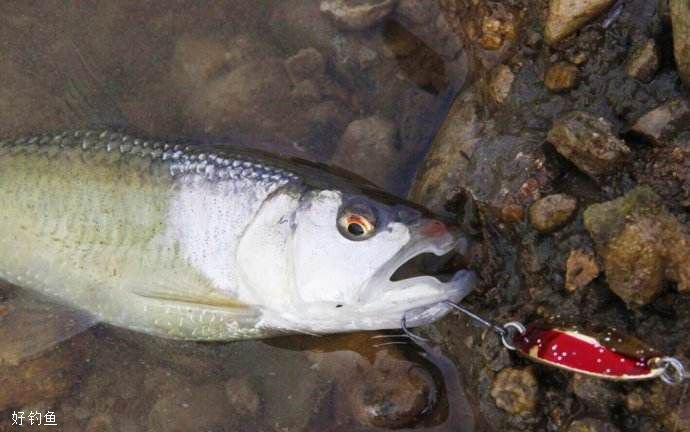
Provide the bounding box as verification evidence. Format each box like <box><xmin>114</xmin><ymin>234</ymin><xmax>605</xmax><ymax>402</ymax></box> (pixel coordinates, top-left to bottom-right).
<box><xmin>254</xmin><ymin>188</ymin><xmax>476</xmax><ymax>334</ymax></box>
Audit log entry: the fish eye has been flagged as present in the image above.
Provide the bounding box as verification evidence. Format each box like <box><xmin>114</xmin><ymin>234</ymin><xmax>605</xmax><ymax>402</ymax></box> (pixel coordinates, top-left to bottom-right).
<box><xmin>337</xmin><ymin>203</ymin><xmax>377</xmax><ymax>241</ymax></box>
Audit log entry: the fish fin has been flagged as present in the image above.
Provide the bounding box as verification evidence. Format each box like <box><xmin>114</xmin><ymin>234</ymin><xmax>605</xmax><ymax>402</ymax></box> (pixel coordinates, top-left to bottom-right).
<box><xmin>0</xmin><ymin>293</ymin><xmax>96</xmax><ymax>366</ymax></box>
<box><xmin>131</xmin><ymin>283</ymin><xmax>249</xmax><ymax>310</ymax></box>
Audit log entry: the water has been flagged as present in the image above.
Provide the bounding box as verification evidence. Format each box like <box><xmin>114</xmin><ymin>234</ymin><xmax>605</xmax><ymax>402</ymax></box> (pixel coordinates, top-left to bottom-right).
<box><xmin>0</xmin><ymin>1</ymin><xmax>476</xmax><ymax>430</ymax></box>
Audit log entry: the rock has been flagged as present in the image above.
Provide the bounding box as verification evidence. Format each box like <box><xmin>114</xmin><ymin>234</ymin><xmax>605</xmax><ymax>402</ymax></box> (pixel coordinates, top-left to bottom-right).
<box><xmin>490</xmin><ymin>367</ymin><xmax>538</xmax><ymax>416</ymax></box>
<box><xmin>567</xmin><ymin>418</ymin><xmax>621</xmax><ymax>432</ymax></box>
<box><xmin>395</xmin><ymin>0</ymin><xmax>434</xmax><ymax>25</ymax></box>
<box><xmin>148</xmin><ymin>382</ymin><xmax>233</xmax><ymax>432</ymax></box>
<box><xmin>284</xmin><ymin>47</ymin><xmax>326</xmax><ymax>84</ymax></box>
<box><xmin>488</xmin><ymin>65</ymin><xmax>515</xmax><ymax>104</ymax></box>
<box><xmin>544</xmin><ymin>0</ymin><xmax>617</xmax><ymax>45</ymax></box>
<box><xmin>547</xmin><ymin>111</ymin><xmax>631</xmax><ymax>178</ymax></box>
<box><xmin>225</xmin><ymin>377</ymin><xmax>261</xmax><ymax>417</ymax></box>
<box><xmin>630</xmin><ymin>99</ymin><xmax>690</xmax><ymax>146</ymax></box>
<box><xmin>331</xmin><ymin>116</ymin><xmax>399</xmax><ymax>188</ymax></box>
<box><xmin>626</xmin><ymin>380</ymin><xmax>690</xmax><ymax>431</ymax></box>
<box><xmin>528</xmin><ymin>193</ymin><xmax>577</xmax><ymax>233</ymax></box>
<box><xmin>565</xmin><ymin>249</ymin><xmax>600</xmax><ymax>292</ymax></box>
<box><xmin>477</xmin><ymin>10</ymin><xmax>519</xmax><ymax>51</ymax></box>
<box><xmin>320</xmin><ymin>0</ymin><xmax>397</xmax><ymax>30</ymax></box>
<box><xmin>625</xmin><ymin>39</ymin><xmax>660</xmax><ymax>83</ymax></box>
<box><xmin>583</xmin><ymin>187</ymin><xmax>690</xmax><ymax>306</ymax></box>
<box><xmin>347</xmin><ymin>361</ymin><xmax>437</xmax><ymax>429</ymax></box>
<box><xmin>671</xmin><ymin>0</ymin><xmax>690</xmax><ymax>89</ymax></box>
<box><xmin>570</xmin><ymin>374</ymin><xmax>620</xmax><ymax>412</ymax></box>
<box><xmin>544</xmin><ymin>62</ymin><xmax>579</xmax><ymax>92</ymax></box>
<box><xmin>269</xmin><ymin>0</ymin><xmax>338</xmax><ymax>54</ymax></box>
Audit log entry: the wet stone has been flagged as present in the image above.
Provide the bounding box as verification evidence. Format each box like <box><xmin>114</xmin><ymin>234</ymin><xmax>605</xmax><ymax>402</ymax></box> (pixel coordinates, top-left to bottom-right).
<box><xmin>284</xmin><ymin>47</ymin><xmax>326</xmax><ymax>84</ymax></box>
<box><xmin>567</xmin><ymin>418</ymin><xmax>621</xmax><ymax>432</ymax></box>
<box><xmin>488</xmin><ymin>65</ymin><xmax>515</xmax><ymax>104</ymax></box>
<box><xmin>225</xmin><ymin>377</ymin><xmax>261</xmax><ymax>417</ymax></box>
<box><xmin>490</xmin><ymin>367</ymin><xmax>538</xmax><ymax>416</ymax></box>
<box><xmin>547</xmin><ymin>111</ymin><xmax>631</xmax><ymax>178</ymax></box>
<box><xmin>565</xmin><ymin>249</ymin><xmax>600</xmax><ymax>292</ymax></box>
<box><xmin>671</xmin><ymin>0</ymin><xmax>690</xmax><ymax>90</ymax></box>
<box><xmin>348</xmin><ymin>363</ymin><xmax>437</xmax><ymax>429</ymax></box>
<box><xmin>148</xmin><ymin>382</ymin><xmax>232</xmax><ymax>432</ymax></box>
<box><xmin>331</xmin><ymin>116</ymin><xmax>398</xmax><ymax>188</ymax></box>
<box><xmin>528</xmin><ymin>193</ymin><xmax>577</xmax><ymax>233</ymax></box>
<box><xmin>570</xmin><ymin>374</ymin><xmax>620</xmax><ymax>412</ymax></box>
<box><xmin>395</xmin><ymin>0</ymin><xmax>434</xmax><ymax>25</ymax></box>
<box><xmin>625</xmin><ymin>39</ymin><xmax>660</xmax><ymax>83</ymax></box>
<box><xmin>544</xmin><ymin>62</ymin><xmax>579</xmax><ymax>93</ymax></box>
<box><xmin>630</xmin><ymin>99</ymin><xmax>690</xmax><ymax>146</ymax></box>
<box><xmin>320</xmin><ymin>0</ymin><xmax>397</xmax><ymax>30</ymax></box>
<box><xmin>583</xmin><ymin>186</ymin><xmax>690</xmax><ymax>306</ymax></box>
<box><xmin>544</xmin><ymin>0</ymin><xmax>617</xmax><ymax>45</ymax></box>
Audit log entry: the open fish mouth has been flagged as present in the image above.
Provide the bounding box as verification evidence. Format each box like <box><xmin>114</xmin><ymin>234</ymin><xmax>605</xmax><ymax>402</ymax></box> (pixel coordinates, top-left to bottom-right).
<box><xmin>359</xmin><ymin>220</ymin><xmax>476</xmax><ymax>324</ymax></box>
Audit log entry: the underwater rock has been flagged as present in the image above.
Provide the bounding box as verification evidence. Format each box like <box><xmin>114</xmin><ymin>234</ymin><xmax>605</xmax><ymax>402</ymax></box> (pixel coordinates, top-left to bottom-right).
<box><xmin>332</xmin><ymin>116</ymin><xmax>399</xmax><ymax>188</ymax></box>
<box><xmin>490</xmin><ymin>366</ymin><xmax>538</xmax><ymax>416</ymax></box>
<box><xmin>567</xmin><ymin>418</ymin><xmax>621</xmax><ymax>432</ymax></box>
<box><xmin>269</xmin><ymin>0</ymin><xmax>338</xmax><ymax>54</ymax></box>
<box><xmin>148</xmin><ymin>382</ymin><xmax>232</xmax><ymax>432</ymax></box>
<box><xmin>583</xmin><ymin>186</ymin><xmax>690</xmax><ymax>306</ymax></box>
<box><xmin>395</xmin><ymin>0</ymin><xmax>434</xmax><ymax>25</ymax></box>
<box><xmin>284</xmin><ymin>47</ymin><xmax>326</xmax><ymax>84</ymax></box>
<box><xmin>671</xmin><ymin>0</ymin><xmax>690</xmax><ymax>90</ymax></box>
<box><xmin>544</xmin><ymin>0</ymin><xmax>616</xmax><ymax>45</ymax></box>
<box><xmin>626</xmin><ymin>379</ymin><xmax>690</xmax><ymax>431</ymax></box>
<box><xmin>0</xmin><ymin>332</ymin><xmax>90</xmax><ymax>411</ymax></box>
<box><xmin>225</xmin><ymin>377</ymin><xmax>261</xmax><ymax>417</ymax></box>
<box><xmin>630</xmin><ymin>99</ymin><xmax>690</xmax><ymax>146</ymax></box>
<box><xmin>347</xmin><ymin>360</ymin><xmax>436</xmax><ymax>429</ymax></box>
<box><xmin>528</xmin><ymin>193</ymin><xmax>577</xmax><ymax>233</ymax></box>
<box><xmin>320</xmin><ymin>0</ymin><xmax>397</xmax><ymax>30</ymax></box>
<box><xmin>570</xmin><ymin>374</ymin><xmax>620</xmax><ymax>414</ymax></box>
<box><xmin>544</xmin><ymin>62</ymin><xmax>579</xmax><ymax>93</ymax></box>
<box><xmin>625</xmin><ymin>39</ymin><xmax>660</xmax><ymax>83</ymax></box>
<box><xmin>635</xmin><ymin>138</ymin><xmax>690</xmax><ymax>208</ymax></box>
<box><xmin>547</xmin><ymin>111</ymin><xmax>631</xmax><ymax>178</ymax></box>
<box><xmin>565</xmin><ymin>249</ymin><xmax>600</xmax><ymax>292</ymax></box>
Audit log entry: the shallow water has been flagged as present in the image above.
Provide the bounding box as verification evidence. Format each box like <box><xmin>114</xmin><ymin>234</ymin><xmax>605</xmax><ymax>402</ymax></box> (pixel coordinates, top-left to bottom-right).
<box><xmin>0</xmin><ymin>1</ymin><xmax>480</xmax><ymax>431</ymax></box>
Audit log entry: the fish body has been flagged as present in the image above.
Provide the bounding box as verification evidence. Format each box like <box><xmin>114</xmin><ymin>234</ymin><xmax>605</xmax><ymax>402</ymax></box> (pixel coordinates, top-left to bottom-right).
<box><xmin>0</xmin><ymin>130</ymin><xmax>474</xmax><ymax>341</ymax></box>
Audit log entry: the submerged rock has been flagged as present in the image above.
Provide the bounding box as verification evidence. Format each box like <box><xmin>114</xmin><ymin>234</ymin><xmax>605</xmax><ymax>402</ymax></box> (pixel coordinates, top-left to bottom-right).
<box><xmin>567</xmin><ymin>418</ymin><xmax>621</xmax><ymax>432</ymax></box>
<box><xmin>225</xmin><ymin>377</ymin><xmax>261</xmax><ymax>417</ymax></box>
<box><xmin>547</xmin><ymin>111</ymin><xmax>631</xmax><ymax>178</ymax></box>
<box><xmin>565</xmin><ymin>249</ymin><xmax>600</xmax><ymax>292</ymax></box>
<box><xmin>544</xmin><ymin>0</ymin><xmax>616</xmax><ymax>45</ymax></box>
<box><xmin>583</xmin><ymin>186</ymin><xmax>690</xmax><ymax>306</ymax></box>
<box><xmin>544</xmin><ymin>62</ymin><xmax>579</xmax><ymax>93</ymax></box>
<box><xmin>320</xmin><ymin>0</ymin><xmax>397</xmax><ymax>30</ymax></box>
<box><xmin>284</xmin><ymin>47</ymin><xmax>326</xmax><ymax>84</ymax></box>
<box><xmin>490</xmin><ymin>367</ymin><xmax>538</xmax><ymax>416</ymax></box>
<box><xmin>487</xmin><ymin>65</ymin><xmax>515</xmax><ymax>104</ymax></box>
<box><xmin>528</xmin><ymin>193</ymin><xmax>577</xmax><ymax>233</ymax></box>
<box><xmin>671</xmin><ymin>0</ymin><xmax>690</xmax><ymax>89</ymax></box>
<box><xmin>331</xmin><ymin>116</ymin><xmax>399</xmax><ymax>188</ymax></box>
<box><xmin>625</xmin><ymin>39</ymin><xmax>660</xmax><ymax>83</ymax></box>
<box><xmin>630</xmin><ymin>99</ymin><xmax>690</xmax><ymax>146</ymax></box>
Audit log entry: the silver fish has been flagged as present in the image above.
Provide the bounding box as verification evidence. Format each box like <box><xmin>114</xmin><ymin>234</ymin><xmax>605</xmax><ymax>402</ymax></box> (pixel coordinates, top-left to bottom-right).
<box><xmin>0</xmin><ymin>130</ymin><xmax>474</xmax><ymax>350</ymax></box>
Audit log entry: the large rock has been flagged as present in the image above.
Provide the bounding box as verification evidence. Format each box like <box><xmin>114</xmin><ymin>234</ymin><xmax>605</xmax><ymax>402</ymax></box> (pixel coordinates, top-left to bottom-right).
<box><xmin>583</xmin><ymin>187</ymin><xmax>690</xmax><ymax>306</ymax></box>
<box><xmin>547</xmin><ymin>111</ymin><xmax>631</xmax><ymax>178</ymax></box>
<box><xmin>544</xmin><ymin>0</ymin><xmax>617</xmax><ymax>45</ymax></box>
<box><xmin>629</xmin><ymin>99</ymin><xmax>690</xmax><ymax>146</ymax></box>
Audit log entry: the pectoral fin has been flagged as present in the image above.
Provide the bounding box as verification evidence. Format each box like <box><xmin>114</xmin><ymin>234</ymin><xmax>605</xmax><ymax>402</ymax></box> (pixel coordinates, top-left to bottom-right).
<box><xmin>131</xmin><ymin>284</ymin><xmax>248</xmax><ymax>310</ymax></box>
<box><xmin>0</xmin><ymin>293</ymin><xmax>96</xmax><ymax>366</ymax></box>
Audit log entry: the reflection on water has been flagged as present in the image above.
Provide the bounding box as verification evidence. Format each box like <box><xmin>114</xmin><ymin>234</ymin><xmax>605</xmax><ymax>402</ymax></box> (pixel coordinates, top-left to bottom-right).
<box><xmin>0</xmin><ymin>1</ymin><xmax>473</xmax><ymax>430</ymax></box>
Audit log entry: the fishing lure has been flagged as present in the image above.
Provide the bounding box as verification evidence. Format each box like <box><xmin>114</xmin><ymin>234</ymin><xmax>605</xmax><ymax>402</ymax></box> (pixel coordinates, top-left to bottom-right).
<box><xmin>402</xmin><ymin>301</ymin><xmax>689</xmax><ymax>386</ymax></box>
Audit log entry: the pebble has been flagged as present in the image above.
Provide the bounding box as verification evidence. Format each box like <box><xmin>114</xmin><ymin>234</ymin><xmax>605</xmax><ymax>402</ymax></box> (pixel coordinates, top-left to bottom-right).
<box><xmin>320</xmin><ymin>0</ymin><xmax>397</xmax><ymax>30</ymax></box>
<box><xmin>671</xmin><ymin>0</ymin><xmax>690</xmax><ymax>89</ymax></box>
<box><xmin>544</xmin><ymin>0</ymin><xmax>617</xmax><ymax>45</ymax></box>
<box><xmin>570</xmin><ymin>374</ymin><xmax>620</xmax><ymax>413</ymax></box>
<box><xmin>544</xmin><ymin>62</ymin><xmax>579</xmax><ymax>92</ymax></box>
<box><xmin>331</xmin><ymin>116</ymin><xmax>399</xmax><ymax>188</ymax></box>
<box><xmin>490</xmin><ymin>367</ymin><xmax>538</xmax><ymax>416</ymax></box>
<box><xmin>284</xmin><ymin>47</ymin><xmax>326</xmax><ymax>84</ymax></box>
<box><xmin>567</xmin><ymin>418</ymin><xmax>621</xmax><ymax>432</ymax></box>
<box><xmin>625</xmin><ymin>39</ymin><xmax>660</xmax><ymax>83</ymax></box>
<box><xmin>565</xmin><ymin>249</ymin><xmax>600</xmax><ymax>292</ymax></box>
<box><xmin>583</xmin><ymin>187</ymin><xmax>690</xmax><ymax>306</ymax></box>
<box><xmin>547</xmin><ymin>111</ymin><xmax>631</xmax><ymax>178</ymax></box>
<box><xmin>528</xmin><ymin>193</ymin><xmax>577</xmax><ymax>233</ymax></box>
<box><xmin>630</xmin><ymin>99</ymin><xmax>690</xmax><ymax>146</ymax></box>
<box><xmin>488</xmin><ymin>65</ymin><xmax>515</xmax><ymax>104</ymax></box>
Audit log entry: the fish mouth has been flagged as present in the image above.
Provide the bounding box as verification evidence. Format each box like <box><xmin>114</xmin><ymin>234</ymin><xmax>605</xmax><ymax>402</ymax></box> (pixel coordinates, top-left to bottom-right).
<box><xmin>360</xmin><ymin>219</ymin><xmax>476</xmax><ymax>324</ymax></box>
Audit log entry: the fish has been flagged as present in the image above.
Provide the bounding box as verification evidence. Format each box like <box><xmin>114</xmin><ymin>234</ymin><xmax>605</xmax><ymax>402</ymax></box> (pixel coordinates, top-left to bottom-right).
<box><xmin>0</xmin><ymin>130</ymin><xmax>475</xmax><ymax>356</ymax></box>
